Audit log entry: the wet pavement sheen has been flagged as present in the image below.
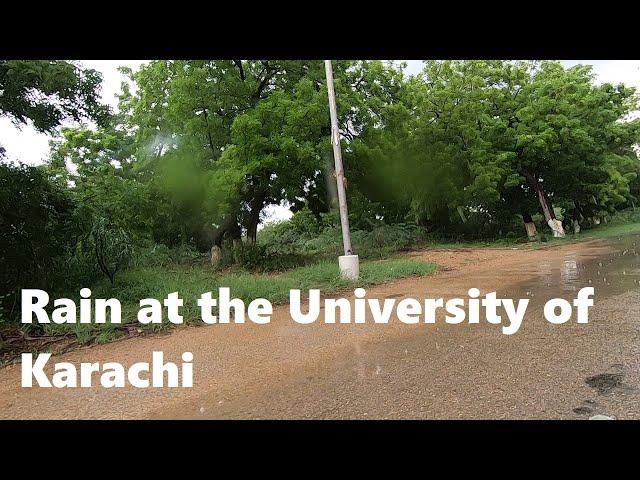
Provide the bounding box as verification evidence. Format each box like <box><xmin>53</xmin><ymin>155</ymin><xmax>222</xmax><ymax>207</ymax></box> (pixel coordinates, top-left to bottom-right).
<box><xmin>192</xmin><ymin>235</ymin><xmax>640</xmax><ymax>419</ymax></box>
<box><xmin>1</xmin><ymin>236</ymin><xmax>639</xmax><ymax>419</ymax></box>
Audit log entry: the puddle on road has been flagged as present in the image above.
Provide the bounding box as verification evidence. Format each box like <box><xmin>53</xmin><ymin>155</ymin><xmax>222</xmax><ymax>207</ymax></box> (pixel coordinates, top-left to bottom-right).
<box><xmin>327</xmin><ymin>234</ymin><xmax>640</xmax><ymax>417</ymax></box>
<box><xmin>526</xmin><ymin>234</ymin><xmax>640</xmax><ymax>299</ymax></box>
<box><xmin>190</xmin><ymin>234</ymin><xmax>640</xmax><ymax>419</ymax></box>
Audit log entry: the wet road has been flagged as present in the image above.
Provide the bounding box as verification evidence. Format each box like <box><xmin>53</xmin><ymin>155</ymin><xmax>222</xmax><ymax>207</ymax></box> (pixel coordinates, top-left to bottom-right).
<box><xmin>182</xmin><ymin>236</ymin><xmax>640</xmax><ymax>420</ymax></box>
<box><xmin>1</xmin><ymin>236</ymin><xmax>639</xmax><ymax>419</ymax></box>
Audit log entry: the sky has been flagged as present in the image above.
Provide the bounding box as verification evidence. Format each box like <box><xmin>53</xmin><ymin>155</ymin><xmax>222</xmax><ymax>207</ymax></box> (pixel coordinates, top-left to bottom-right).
<box><xmin>0</xmin><ymin>60</ymin><xmax>147</xmax><ymax>166</ymax></box>
<box><xmin>2</xmin><ymin>60</ymin><xmax>639</xmax><ymax>222</ymax></box>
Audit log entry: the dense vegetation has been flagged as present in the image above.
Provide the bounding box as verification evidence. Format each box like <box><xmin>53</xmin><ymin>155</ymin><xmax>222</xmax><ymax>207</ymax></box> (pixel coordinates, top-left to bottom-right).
<box><xmin>2</xmin><ymin>59</ymin><xmax>640</xmax><ymax>331</ymax></box>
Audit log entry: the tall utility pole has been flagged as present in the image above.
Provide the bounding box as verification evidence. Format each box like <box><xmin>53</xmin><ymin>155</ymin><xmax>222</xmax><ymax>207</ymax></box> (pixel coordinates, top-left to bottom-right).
<box><xmin>324</xmin><ymin>60</ymin><xmax>359</xmax><ymax>280</ymax></box>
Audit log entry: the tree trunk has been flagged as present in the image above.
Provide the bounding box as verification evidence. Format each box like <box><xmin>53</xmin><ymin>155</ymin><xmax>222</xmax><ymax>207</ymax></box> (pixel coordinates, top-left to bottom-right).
<box><xmin>246</xmin><ymin>192</ymin><xmax>265</xmax><ymax>244</ymax></box>
<box><xmin>228</xmin><ymin>221</ymin><xmax>242</xmax><ymax>263</ymax></box>
<box><xmin>572</xmin><ymin>202</ymin><xmax>582</xmax><ymax>234</ymax></box>
<box><xmin>522</xmin><ymin>212</ymin><xmax>537</xmax><ymax>239</ymax></box>
<box><xmin>210</xmin><ymin>245</ymin><xmax>222</xmax><ymax>267</ymax></box>
<box><xmin>210</xmin><ymin>214</ymin><xmax>239</xmax><ymax>266</ymax></box>
<box><xmin>246</xmin><ymin>218</ymin><xmax>259</xmax><ymax>245</ymax></box>
<box><xmin>211</xmin><ymin>224</ymin><xmax>226</xmax><ymax>249</ymax></box>
<box><xmin>525</xmin><ymin>172</ymin><xmax>565</xmax><ymax>237</ymax></box>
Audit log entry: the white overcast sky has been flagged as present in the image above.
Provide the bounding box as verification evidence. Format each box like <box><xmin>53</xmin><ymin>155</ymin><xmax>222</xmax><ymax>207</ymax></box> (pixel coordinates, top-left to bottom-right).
<box><xmin>2</xmin><ymin>60</ymin><xmax>639</xmax><ymax>166</ymax></box>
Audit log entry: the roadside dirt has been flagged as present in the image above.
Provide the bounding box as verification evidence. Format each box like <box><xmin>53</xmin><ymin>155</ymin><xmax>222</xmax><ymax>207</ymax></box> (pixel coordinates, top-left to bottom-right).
<box><xmin>2</xmin><ymin>238</ymin><xmax>639</xmax><ymax>420</ymax></box>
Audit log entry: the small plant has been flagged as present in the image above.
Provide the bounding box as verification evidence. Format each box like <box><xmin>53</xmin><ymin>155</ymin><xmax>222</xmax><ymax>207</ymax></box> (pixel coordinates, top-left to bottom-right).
<box><xmin>90</xmin><ymin>217</ymin><xmax>133</xmax><ymax>285</ymax></box>
<box><xmin>233</xmin><ymin>243</ymin><xmax>268</xmax><ymax>270</ymax></box>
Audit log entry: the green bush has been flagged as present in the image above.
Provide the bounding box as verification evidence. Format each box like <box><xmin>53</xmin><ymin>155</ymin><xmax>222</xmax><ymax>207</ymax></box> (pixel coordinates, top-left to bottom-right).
<box><xmin>606</xmin><ymin>207</ymin><xmax>640</xmax><ymax>226</ymax></box>
<box><xmin>88</xmin><ymin>216</ymin><xmax>134</xmax><ymax>285</ymax></box>
<box><xmin>132</xmin><ymin>243</ymin><xmax>174</xmax><ymax>268</ymax></box>
<box><xmin>258</xmin><ymin>214</ymin><xmax>428</xmax><ymax>267</ymax></box>
<box><xmin>233</xmin><ymin>243</ymin><xmax>308</xmax><ymax>272</ymax></box>
<box><xmin>132</xmin><ymin>242</ymin><xmax>203</xmax><ymax>268</ymax></box>
<box><xmin>288</xmin><ymin>208</ymin><xmax>323</xmax><ymax>236</ymax></box>
<box><xmin>233</xmin><ymin>243</ymin><xmax>269</xmax><ymax>270</ymax></box>
<box><xmin>301</xmin><ymin>227</ymin><xmax>343</xmax><ymax>255</ymax></box>
<box><xmin>0</xmin><ymin>162</ymin><xmax>79</xmax><ymax>323</ymax></box>
<box><xmin>258</xmin><ymin>208</ymin><xmax>323</xmax><ymax>256</ymax></box>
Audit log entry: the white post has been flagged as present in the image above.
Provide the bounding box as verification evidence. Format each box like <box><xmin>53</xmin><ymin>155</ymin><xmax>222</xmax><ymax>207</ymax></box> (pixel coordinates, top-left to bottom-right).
<box><xmin>324</xmin><ymin>60</ymin><xmax>359</xmax><ymax>280</ymax></box>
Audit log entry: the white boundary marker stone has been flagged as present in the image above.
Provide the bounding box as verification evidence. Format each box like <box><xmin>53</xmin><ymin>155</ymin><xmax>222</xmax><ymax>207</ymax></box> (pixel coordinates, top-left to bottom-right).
<box><xmin>339</xmin><ymin>255</ymin><xmax>359</xmax><ymax>281</ymax></box>
<box><xmin>589</xmin><ymin>414</ymin><xmax>615</xmax><ymax>420</ymax></box>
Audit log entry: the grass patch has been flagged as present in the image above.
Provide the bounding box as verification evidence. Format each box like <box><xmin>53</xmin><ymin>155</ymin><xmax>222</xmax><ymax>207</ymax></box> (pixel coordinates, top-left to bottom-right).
<box><xmin>13</xmin><ymin>208</ymin><xmax>640</xmax><ymax>353</ymax></box>
<box><xmin>425</xmin><ymin>210</ymin><xmax>640</xmax><ymax>251</ymax></box>
<box><xmin>40</xmin><ymin>257</ymin><xmax>436</xmax><ymax>345</ymax></box>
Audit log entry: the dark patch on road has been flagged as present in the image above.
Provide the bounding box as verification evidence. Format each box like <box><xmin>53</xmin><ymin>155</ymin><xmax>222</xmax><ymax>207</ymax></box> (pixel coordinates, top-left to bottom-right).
<box><xmin>585</xmin><ymin>373</ymin><xmax>624</xmax><ymax>394</ymax></box>
<box><xmin>573</xmin><ymin>406</ymin><xmax>593</xmax><ymax>415</ymax></box>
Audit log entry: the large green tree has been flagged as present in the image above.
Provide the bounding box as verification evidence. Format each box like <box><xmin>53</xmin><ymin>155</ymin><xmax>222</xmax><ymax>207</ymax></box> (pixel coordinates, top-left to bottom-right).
<box><xmin>44</xmin><ymin>59</ymin><xmax>640</xmax><ymax>254</ymax></box>
<box><xmin>353</xmin><ymin>60</ymin><xmax>640</xmax><ymax>237</ymax></box>
<box><xmin>117</xmin><ymin>60</ymin><xmax>405</xmax><ymax>251</ymax></box>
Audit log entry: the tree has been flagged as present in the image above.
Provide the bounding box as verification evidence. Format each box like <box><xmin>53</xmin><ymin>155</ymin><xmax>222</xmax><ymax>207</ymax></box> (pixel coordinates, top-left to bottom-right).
<box><xmin>0</xmin><ymin>60</ymin><xmax>110</xmax><ymax>157</ymax></box>
<box><xmin>119</xmin><ymin>60</ymin><xmax>405</xmax><ymax>256</ymax></box>
<box><xmin>89</xmin><ymin>216</ymin><xmax>133</xmax><ymax>285</ymax></box>
<box><xmin>356</xmin><ymin>60</ymin><xmax>640</xmax><ymax>237</ymax></box>
<box><xmin>41</xmin><ymin>59</ymin><xmax>640</xmax><ymax>259</ymax></box>
<box><xmin>488</xmin><ymin>62</ymin><xmax>640</xmax><ymax>235</ymax></box>
<box><xmin>47</xmin><ymin>119</ymin><xmax>152</xmax><ymax>237</ymax></box>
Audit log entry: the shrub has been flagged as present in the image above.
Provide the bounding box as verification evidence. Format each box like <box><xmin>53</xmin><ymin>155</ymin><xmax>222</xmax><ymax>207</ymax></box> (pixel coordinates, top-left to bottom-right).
<box><xmin>132</xmin><ymin>243</ymin><xmax>174</xmax><ymax>268</ymax></box>
<box><xmin>607</xmin><ymin>207</ymin><xmax>640</xmax><ymax>226</ymax></box>
<box><xmin>258</xmin><ymin>208</ymin><xmax>323</xmax><ymax>256</ymax></box>
<box><xmin>132</xmin><ymin>242</ymin><xmax>203</xmax><ymax>268</ymax></box>
<box><xmin>288</xmin><ymin>208</ymin><xmax>322</xmax><ymax>236</ymax></box>
<box><xmin>233</xmin><ymin>243</ymin><xmax>307</xmax><ymax>272</ymax></box>
<box><xmin>233</xmin><ymin>243</ymin><xmax>269</xmax><ymax>270</ymax></box>
<box><xmin>0</xmin><ymin>162</ymin><xmax>79</xmax><ymax>322</ymax></box>
<box><xmin>89</xmin><ymin>216</ymin><xmax>134</xmax><ymax>284</ymax></box>
<box><xmin>258</xmin><ymin>216</ymin><xmax>429</xmax><ymax>266</ymax></box>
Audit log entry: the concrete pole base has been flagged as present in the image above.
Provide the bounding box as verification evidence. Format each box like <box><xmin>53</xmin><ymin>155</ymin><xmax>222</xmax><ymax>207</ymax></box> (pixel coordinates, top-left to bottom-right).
<box><xmin>339</xmin><ymin>255</ymin><xmax>359</xmax><ymax>280</ymax></box>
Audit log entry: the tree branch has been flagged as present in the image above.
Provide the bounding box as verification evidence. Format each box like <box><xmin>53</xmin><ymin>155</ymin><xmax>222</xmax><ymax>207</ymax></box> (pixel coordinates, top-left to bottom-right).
<box><xmin>233</xmin><ymin>60</ymin><xmax>245</xmax><ymax>81</ymax></box>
